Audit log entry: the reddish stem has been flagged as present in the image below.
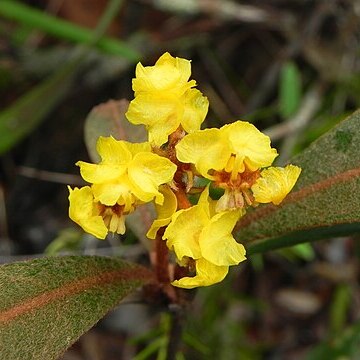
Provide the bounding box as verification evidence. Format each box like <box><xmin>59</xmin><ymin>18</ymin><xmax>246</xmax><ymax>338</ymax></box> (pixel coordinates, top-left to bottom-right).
<box><xmin>151</xmin><ymin>129</ymin><xmax>193</xmax><ymax>298</ymax></box>
<box><xmin>154</xmin><ymin>227</ymin><xmax>170</xmax><ymax>284</ymax></box>
<box><xmin>174</xmin><ymin>188</ymin><xmax>192</xmax><ymax>209</ymax></box>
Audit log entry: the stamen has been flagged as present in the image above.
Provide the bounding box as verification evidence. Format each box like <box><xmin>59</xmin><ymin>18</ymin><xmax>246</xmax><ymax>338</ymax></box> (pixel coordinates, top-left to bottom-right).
<box><xmin>225</xmin><ymin>155</ymin><xmax>235</xmax><ymax>173</ymax></box>
<box><xmin>99</xmin><ymin>203</ymin><xmax>128</xmax><ymax>235</ymax></box>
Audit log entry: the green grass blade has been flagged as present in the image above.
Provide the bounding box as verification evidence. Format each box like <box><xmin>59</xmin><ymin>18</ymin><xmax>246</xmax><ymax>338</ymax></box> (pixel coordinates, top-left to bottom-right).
<box><xmin>0</xmin><ymin>58</ymin><xmax>81</xmax><ymax>154</ymax></box>
<box><xmin>0</xmin><ymin>0</ymin><xmax>137</xmax><ymax>154</ymax></box>
<box><xmin>279</xmin><ymin>61</ymin><xmax>302</xmax><ymax>118</ymax></box>
<box><xmin>0</xmin><ymin>0</ymin><xmax>140</xmax><ymax>61</ymax></box>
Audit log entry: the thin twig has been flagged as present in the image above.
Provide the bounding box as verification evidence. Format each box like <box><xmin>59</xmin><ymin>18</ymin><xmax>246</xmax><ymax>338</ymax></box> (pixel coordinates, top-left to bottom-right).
<box><xmin>268</xmin><ymin>83</ymin><xmax>324</xmax><ymax>165</ymax></box>
<box><xmin>17</xmin><ymin>166</ymin><xmax>85</xmax><ymax>185</ymax></box>
<box><xmin>137</xmin><ymin>0</ymin><xmax>295</xmax><ymax>30</ymax></box>
<box><xmin>202</xmin><ymin>84</ymin><xmax>233</xmax><ymax>122</ymax></box>
<box><xmin>198</xmin><ymin>46</ymin><xmax>244</xmax><ymax>117</ymax></box>
<box><xmin>0</xmin><ymin>184</ymin><xmax>12</xmax><ymax>256</ymax></box>
<box><xmin>264</xmin><ymin>83</ymin><xmax>324</xmax><ymax>141</ymax></box>
<box><xmin>245</xmin><ymin>3</ymin><xmax>328</xmax><ymax>114</ymax></box>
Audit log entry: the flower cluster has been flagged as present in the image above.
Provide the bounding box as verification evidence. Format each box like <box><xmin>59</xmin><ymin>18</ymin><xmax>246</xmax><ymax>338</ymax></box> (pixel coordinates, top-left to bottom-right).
<box><xmin>126</xmin><ymin>52</ymin><xmax>209</xmax><ymax>147</ymax></box>
<box><xmin>68</xmin><ymin>52</ymin><xmax>301</xmax><ymax>289</ymax></box>
<box><xmin>68</xmin><ymin>137</ymin><xmax>176</xmax><ymax>239</ymax></box>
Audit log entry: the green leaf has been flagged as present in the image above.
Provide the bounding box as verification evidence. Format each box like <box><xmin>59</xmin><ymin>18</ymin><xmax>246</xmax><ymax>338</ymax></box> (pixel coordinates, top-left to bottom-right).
<box><xmin>0</xmin><ymin>256</ymin><xmax>154</xmax><ymax>360</ymax></box>
<box><xmin>237</xmin><ymin>109</ymin><xmax>360</xmax><ymax>254</ymax></box>
<box><xmin>279</xmin><ymin>61</ymin><xmax>302</xmax><ymax>118</ymax></box>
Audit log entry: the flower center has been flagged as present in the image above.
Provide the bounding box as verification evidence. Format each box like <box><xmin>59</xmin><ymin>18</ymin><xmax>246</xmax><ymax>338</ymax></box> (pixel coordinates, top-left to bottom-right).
<box><xmin>213</xmin><ymin>166</ymin><xmax>261</xmax><ymax>211</ymax></box>
<box><xmin>213</xmin><ymin>166</ymin><xmax>260</xmax><ymax>190</ymax></box>
<box><xmin>98</xmin><ymin>203</ymin><xmax>128</xmax><ymax>235</ymax></box>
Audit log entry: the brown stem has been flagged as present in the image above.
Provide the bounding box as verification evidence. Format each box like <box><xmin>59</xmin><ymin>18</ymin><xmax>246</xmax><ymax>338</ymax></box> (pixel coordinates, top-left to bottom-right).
<box><xmin>174</xmin><ymin>188</ymin><xmax>192</xmax><ymax>209</ymax></box>
<box><xmin>154</xmin><ymin>227</ymin><xmax>170</xmax><ymax>284</ymax></box>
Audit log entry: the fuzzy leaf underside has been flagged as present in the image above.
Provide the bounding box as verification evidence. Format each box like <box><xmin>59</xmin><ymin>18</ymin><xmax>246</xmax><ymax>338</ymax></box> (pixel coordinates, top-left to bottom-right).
<box><xmin>238</xmin><ymin>109</ymin><xmax>360</xmax><ymax>254</ymax></box>
<box><xmin>0</xmin><ymin>256</ymin><xmax>154</xmax><ymax>360</ymax></box>
<box><xmin>84</xmin><ymin>99</ymin><xmax>147</xmax><ymax>162</ymax></box>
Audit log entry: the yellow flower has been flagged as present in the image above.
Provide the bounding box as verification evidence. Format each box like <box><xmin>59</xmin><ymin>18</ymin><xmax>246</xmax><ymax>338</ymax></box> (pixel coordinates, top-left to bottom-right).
<box><xmin>251</xmin><ymin>165</ymin><xmax>302</xmax><ymax>205</ymax></box>
<box><xmin>126</xmin><ymin>52</ymin><xmax>209</xmax><ymax>146</ymax></box>
<box><xmin>68</xmin><ymin>186</ymin><xmax>132</xmax><ymax>239</ymax></box>
<box><xmin>68</xmin><ymin>186</ymin><xmax>109</xmax><ymax>239</ymax></box>
<box><xmin>77</xmin><ymin>136</ymin><xmax>177</xmax><ymax>207</ymax></box>
<box><xmin>132</xmin><ymin>52</ymin><xmax>195</xmax><ymax>96</ymax></box>
<box><xmin>172</xmin><ymin>258</ymin><xmax>229</xmax><ymax>289</ymax></box>
<box><xmin>176</xmin><ymin>121</ymin><xmax>278</xmax><ymax>179</ymax></box>
<box><xmin>70</xmin><ymin>136</ymin><xmax>177</xmax><ymax>238</ymax></box>
<box><xmin>163</xmin><ymin>187</ymin><xmax>246</xmax><ymax>288</ymax></box>
<box><xmin>176</xmin><ymin>121</ymin><xmax>301</xmax><ymax>211</ymax></box>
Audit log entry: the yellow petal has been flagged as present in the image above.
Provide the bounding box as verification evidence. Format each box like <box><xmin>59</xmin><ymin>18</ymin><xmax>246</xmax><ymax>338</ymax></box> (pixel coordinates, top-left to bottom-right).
<box><xmin>175</xmin><ymin>128</ymin><xmax>230</xmax><ymax>178</ymax></box>
<box><xmin>251</xmin><ymin>164</ymin><xmax>302</xmax><ymax>205</ymax></box>
<box><xmin>146</xmin><ymin>186</ymin><xmax>177</xmax><ymax>239</ymax></box>
<box><xmin>197</xmin><ymin>185</ymin><xmax>214</xmax><ymax>218</ymax></box>
<box><xmin>96</xmin><ymin>136</ymin><xmax>132</xmax><ymax>165</ymax></box>
<box><xmin>199</xmin><ymin>210</ymin><xmax>246</xmax><ymax>266</ymax></box>
<box><xmin>172</xmin><ymin>258</ymin><xmax>228</xmax><ymax>289</ymax></box>
<box><xmin>68</xmin><ymin>186</ymin><xmax>95</xmax><ymax>219</ymax></box>
<box><xmin>126</xmin><ymin>94</ymin><xmax>179</xmax><ymax>126</ymax></box>
<box><xmin>92</xmin><ymin>179</ymin><xmax>134</xmax><ymax>207</ymax></box>
<box><xmin>146</xmin><ymin>218</ymin><xmax>171</xmax><ymax>240</ymax></box>
<box><xmin>124</xmin><ymin>141</ymin><xmax>151</xmax><ymax>157</ymax></box>
<box><xmin>222</xmin><ymin>121</ymin><xmax>278</xmax><ymax>172</ymax></box>
<box><xmin>163</xmin><ymin>206</ymin><xmax>207</xmax><ymax>261</ymax></box>
<box><xmin>79</xmin><ymin>218</ymin><xmax>109</xmax><ymax>240</ymax></box>
<box><xmin>133</xmin><ymin>52</ymin><xmax>193</xmax><ymax>95</ymax></box>
<box><xmin>133</xmin><ymin>63</ymin><xmax>181</xmax><ymax>94</ymax></box>
<box><xmin>154</xmin><ymin>185</ymin><xmax>178</xmax><ymax>219</ymax></box>
<box><xmin>68</xmin><ymin>186</ymin><xmax>108</xmax><ymax>239</ymax></box>
<box><xmin>156</xmin><ymin>52</ymin><xmax>192</xmax><ymax>86</ymax></box>
<box><xmin>147</xmin><ymin>119</ymin><xmax>180</xmax><ymax>147</ymax></box>
<box><xmin>181</xmin><ymin>89</ymin><xmax>209</xmax><ymax>133</ymax></box>
<box><xmin>76</xmin><ymin>161</ymin><xmax>125</xmax><ymax>184</ymax></box>
<box><xmin>128</xmin><ymin>152</ymin><xmax>177</xmax><ymax>204</ymax></box>
<box><xmin>126</xmin><ymin>94</ymin><xmax>181</xmax><ymax>146</ymax></box>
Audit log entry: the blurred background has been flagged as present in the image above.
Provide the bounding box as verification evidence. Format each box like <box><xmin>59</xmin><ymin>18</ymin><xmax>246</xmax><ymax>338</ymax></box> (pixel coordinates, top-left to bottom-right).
<box><xmin>0</xmin><ymin>0</ymin><xmax>360</xmax><ymax>359</ymax></box>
